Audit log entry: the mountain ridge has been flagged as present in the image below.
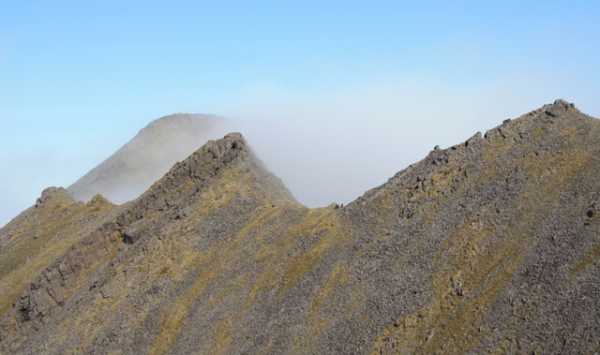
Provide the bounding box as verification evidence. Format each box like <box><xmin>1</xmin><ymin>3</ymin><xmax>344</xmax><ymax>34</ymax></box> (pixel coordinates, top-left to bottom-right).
<box><xmin>1</xmin><ymin>100</ymin><xmax>600</xmax><ymax>354</ymax></box>
<box><xmin>67</xmin><ymin>113</ymin><xmax>231</xmax><ymax>203</ymax></box>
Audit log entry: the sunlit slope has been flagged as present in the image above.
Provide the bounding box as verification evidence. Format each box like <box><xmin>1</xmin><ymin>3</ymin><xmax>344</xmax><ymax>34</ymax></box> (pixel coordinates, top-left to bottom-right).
<box><xmin>0</xmin><ymin>189</ymin><xmax>117</xmax><ymax>328</ymax></box>
<box><xmin>1</xmin><ymin>100</ymin><xmax>599</xmax><ymax>354</ymax></box>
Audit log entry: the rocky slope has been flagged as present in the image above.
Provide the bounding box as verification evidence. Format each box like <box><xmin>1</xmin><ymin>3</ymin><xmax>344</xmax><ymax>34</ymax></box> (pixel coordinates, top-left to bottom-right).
<box><xmin>68</xmin><ymin>113</ymin><xmax>230</xmax><ymax>203</ymax></box>
<box><xmin>1</xmin><ymin>100</ymin><xmax>599</xmax><ymax>354</ymax></box>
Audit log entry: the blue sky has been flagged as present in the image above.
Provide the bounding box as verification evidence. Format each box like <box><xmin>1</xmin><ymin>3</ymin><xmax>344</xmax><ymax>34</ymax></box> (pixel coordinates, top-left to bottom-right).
<box><xmin>1</xmin><ymin>1</ymin><xmax>599</xmax><ymax>225</ymax></box>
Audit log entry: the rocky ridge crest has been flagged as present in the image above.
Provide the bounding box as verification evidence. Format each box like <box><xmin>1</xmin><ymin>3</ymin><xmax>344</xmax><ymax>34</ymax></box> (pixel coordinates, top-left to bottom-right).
<box><xmin>1</xmin><ymin>100</ymin><xmax>599</xmax><ymax>354</ymax></box>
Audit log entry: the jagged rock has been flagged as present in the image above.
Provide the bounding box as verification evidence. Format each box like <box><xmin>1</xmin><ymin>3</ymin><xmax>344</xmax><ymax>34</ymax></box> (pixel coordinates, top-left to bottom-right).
<box><xmin>1</xmin><ymin>100</ymin><xmax>600</xmax><ymax>354</ymax></box>
<box><xmin>34</xmin><ymin>187</ymin><xmax>72</xmax><ymax>208</ymax></box>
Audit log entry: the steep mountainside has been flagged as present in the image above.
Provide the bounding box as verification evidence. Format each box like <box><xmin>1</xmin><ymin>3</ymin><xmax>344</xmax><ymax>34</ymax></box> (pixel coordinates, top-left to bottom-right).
<box><xmin>0</xmin><ymin>190</ymin><xmax>117</xmax><ymax>325</ymax></box>
<box><xmin>1</xmin><ymin>100</ymin><xmax>600</xmax><ymax>354</ymax></box>
<box><xmin>68</xmin><ymin>114</ymin><xmax>230</xmax><ymax>203</ymax></box>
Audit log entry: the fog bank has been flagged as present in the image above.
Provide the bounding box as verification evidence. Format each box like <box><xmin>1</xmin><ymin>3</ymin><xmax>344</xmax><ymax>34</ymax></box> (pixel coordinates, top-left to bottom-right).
<box><xmin>221</xmin><ymin>81</ymin><xmax>592</xmax><ymax>207</ymax></box>
<box><xmin>2</xmin><ymin>80</ymin><xmax>598</xmax><ymax>227</ymax></box>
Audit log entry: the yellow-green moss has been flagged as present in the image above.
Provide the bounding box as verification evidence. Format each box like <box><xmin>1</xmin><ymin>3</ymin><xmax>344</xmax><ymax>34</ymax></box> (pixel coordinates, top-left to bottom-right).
<box><xmin>370</xmin><ymin>219</ymin><xmax>523</xmax><ymax>354</ymax></box>
<box><xmin>149</xmin><ymin>205</ymin><xmax>289</xmax><ymax>355</ymax></box>
<box><xmin>277</xmin><ymin>209</ymin><xmax>348</xmax><ymax>296</ymax></box>
<box><xmin>0</xmin><ymin>200</ymin><xmax>115</xmax><ymax>317</ymax></box>
<box><xmin>371</xmin><ymin>141</ymin><xmax>592</xmax><ymax>354</ymax></box>
<box><xmin>210</xmin><ymin>318</ymin><xmax>233</xmax><ymax>355</ymax></box>
<box><xmin>571</xmin><ymin>242</ymin><xmax>600</xmax><ymax>276</ymax></box>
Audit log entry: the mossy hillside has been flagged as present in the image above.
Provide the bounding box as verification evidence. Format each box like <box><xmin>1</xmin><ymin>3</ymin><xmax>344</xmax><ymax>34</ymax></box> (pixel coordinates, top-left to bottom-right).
<box><xmin>148</xmin><ymin>205</ymin><xmax>352</xmax><ymax>355</ymax></box>
<box><xmin>0</xmin><ymin>133</ymin><xmax>303</xmax><ymax>354</ymax></box>
<box><xmin>34</xmin><ymin>192</ymin><xmax>346</xmax><ymax>354</ymax></box>
<box><xmin>369</xmin><ymin>102</ymin><xmax>600</xmax><ymax>354</ymax></box>
<box><xmin>3</xmin><ymin>101</ymin><xmax>600</xmax><ymax>354</ymax></box>
<box><xmin>0</xmin><ymin>190</ymin><xmax>116</xmax><ymax>318</ymax></box>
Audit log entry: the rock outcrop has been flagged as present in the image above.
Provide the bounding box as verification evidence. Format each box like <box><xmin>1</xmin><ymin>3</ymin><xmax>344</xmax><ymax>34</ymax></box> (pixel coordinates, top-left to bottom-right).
<box><xmin>1</xmin><ymin>100</ymin><xmax>600</xmax><ymax>354</ymax></box>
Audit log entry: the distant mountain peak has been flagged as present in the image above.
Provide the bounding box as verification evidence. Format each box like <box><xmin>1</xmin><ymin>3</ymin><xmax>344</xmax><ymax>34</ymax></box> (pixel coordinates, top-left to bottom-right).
<box><xmin>67</xmin><ymin>113</ymin><xmax>231</xmax><ymax>203</ymax></box>
<box><xmin>143</xmin><ymin>113</ymin><xmax>223</xmax><ymax>130</ymax></box>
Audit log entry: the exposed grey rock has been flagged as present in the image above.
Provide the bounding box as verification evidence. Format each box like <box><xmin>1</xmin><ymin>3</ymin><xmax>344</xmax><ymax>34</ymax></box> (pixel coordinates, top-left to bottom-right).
<box><xmin>1</xmin><ymin>100</ymin><xmax>600</xmax><ymax>354</ymax></box>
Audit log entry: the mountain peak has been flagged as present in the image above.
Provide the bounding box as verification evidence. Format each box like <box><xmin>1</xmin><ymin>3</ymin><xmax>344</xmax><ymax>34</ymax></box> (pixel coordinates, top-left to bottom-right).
<box><xmin>143</xmin><ymin>113</ymin><xmax>223</xmax><ymax>131</ymax></box>
<box><xmin>542</xmin><ymin>98</ymin><xmax>578</xmax><ymax>115</ymax></box>
<box><xmin>3</xmin><ymin>103</ymin><xmax>600</xmax><ymax>354</ymax></box>
<box><xmin>199</xmin><ymin>132</ymin><xmax>247</xmax><ymax>160</ymax></box>
<box><xmin>34</xmin><ymin>187</ymin><xmax>74</xmax><ymax>208</ymax></box>
<box><xmin>67</xmin><ymin>113</ymin><xmax>231</xmax><ymax>203</ymax></box>
<box><xmin>143</xmin><ymin>131</ymin><xmax>292</xmax><ymax>205</ymax></box>
<box><xmin>550</xmin><ymin>98</ymin><xmax>576</xmax><ymax>109</ymax></box>
<box><xmin>519</xmin><ymin>98</ymin><xmax>581</xmax><ymax>121</ymax></box>
<box><xmin>112</xmin><ymin>131</ymin><xmax>295</xmax><ymax>236</ymax></box>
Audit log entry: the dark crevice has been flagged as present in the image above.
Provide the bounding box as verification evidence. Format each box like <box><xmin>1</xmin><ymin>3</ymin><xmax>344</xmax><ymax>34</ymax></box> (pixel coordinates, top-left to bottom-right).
<box><xmin>121</xmin><ymin>232</ymin><xmax>136</xmax><ymax>245</ymax></box>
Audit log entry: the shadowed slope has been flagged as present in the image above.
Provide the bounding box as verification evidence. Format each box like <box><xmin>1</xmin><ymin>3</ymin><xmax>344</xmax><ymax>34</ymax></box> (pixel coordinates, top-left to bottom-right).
<box><xmin>2</xmin><ymin>100</ymin><xmax>600</xmax><ymax>354</ymax></box>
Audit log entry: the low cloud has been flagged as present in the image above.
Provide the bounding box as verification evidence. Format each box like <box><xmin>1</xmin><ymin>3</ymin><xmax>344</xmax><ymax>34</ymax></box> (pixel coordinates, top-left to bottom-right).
<box><xmin>219</xmin><ymin>79</ymin><xmax>572</xmax><ymax>207</ymax></box>
<box><xmin>2</xmin><ymin>78</ymin><xmax>596</xmax><ymax>227</ymax></box>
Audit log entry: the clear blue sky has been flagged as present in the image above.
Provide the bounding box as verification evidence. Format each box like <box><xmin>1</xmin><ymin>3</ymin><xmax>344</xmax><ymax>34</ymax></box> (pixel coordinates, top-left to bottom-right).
<box><xmin>1</xmin><ymin>1</ymin><xmax>599</xmax><ymax>225</ymax></box>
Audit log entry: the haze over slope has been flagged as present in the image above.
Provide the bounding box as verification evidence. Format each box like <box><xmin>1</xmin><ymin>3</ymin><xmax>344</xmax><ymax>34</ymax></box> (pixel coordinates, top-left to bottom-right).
<box><xmin>68</xmin><ymin>114</ymin><xmax>231</xmax><ymax>203</ymax></box>
<box><xmin>1</xmin><ymin>100</ymin><xmax>600</xmax><ymax>354</ymax></box>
